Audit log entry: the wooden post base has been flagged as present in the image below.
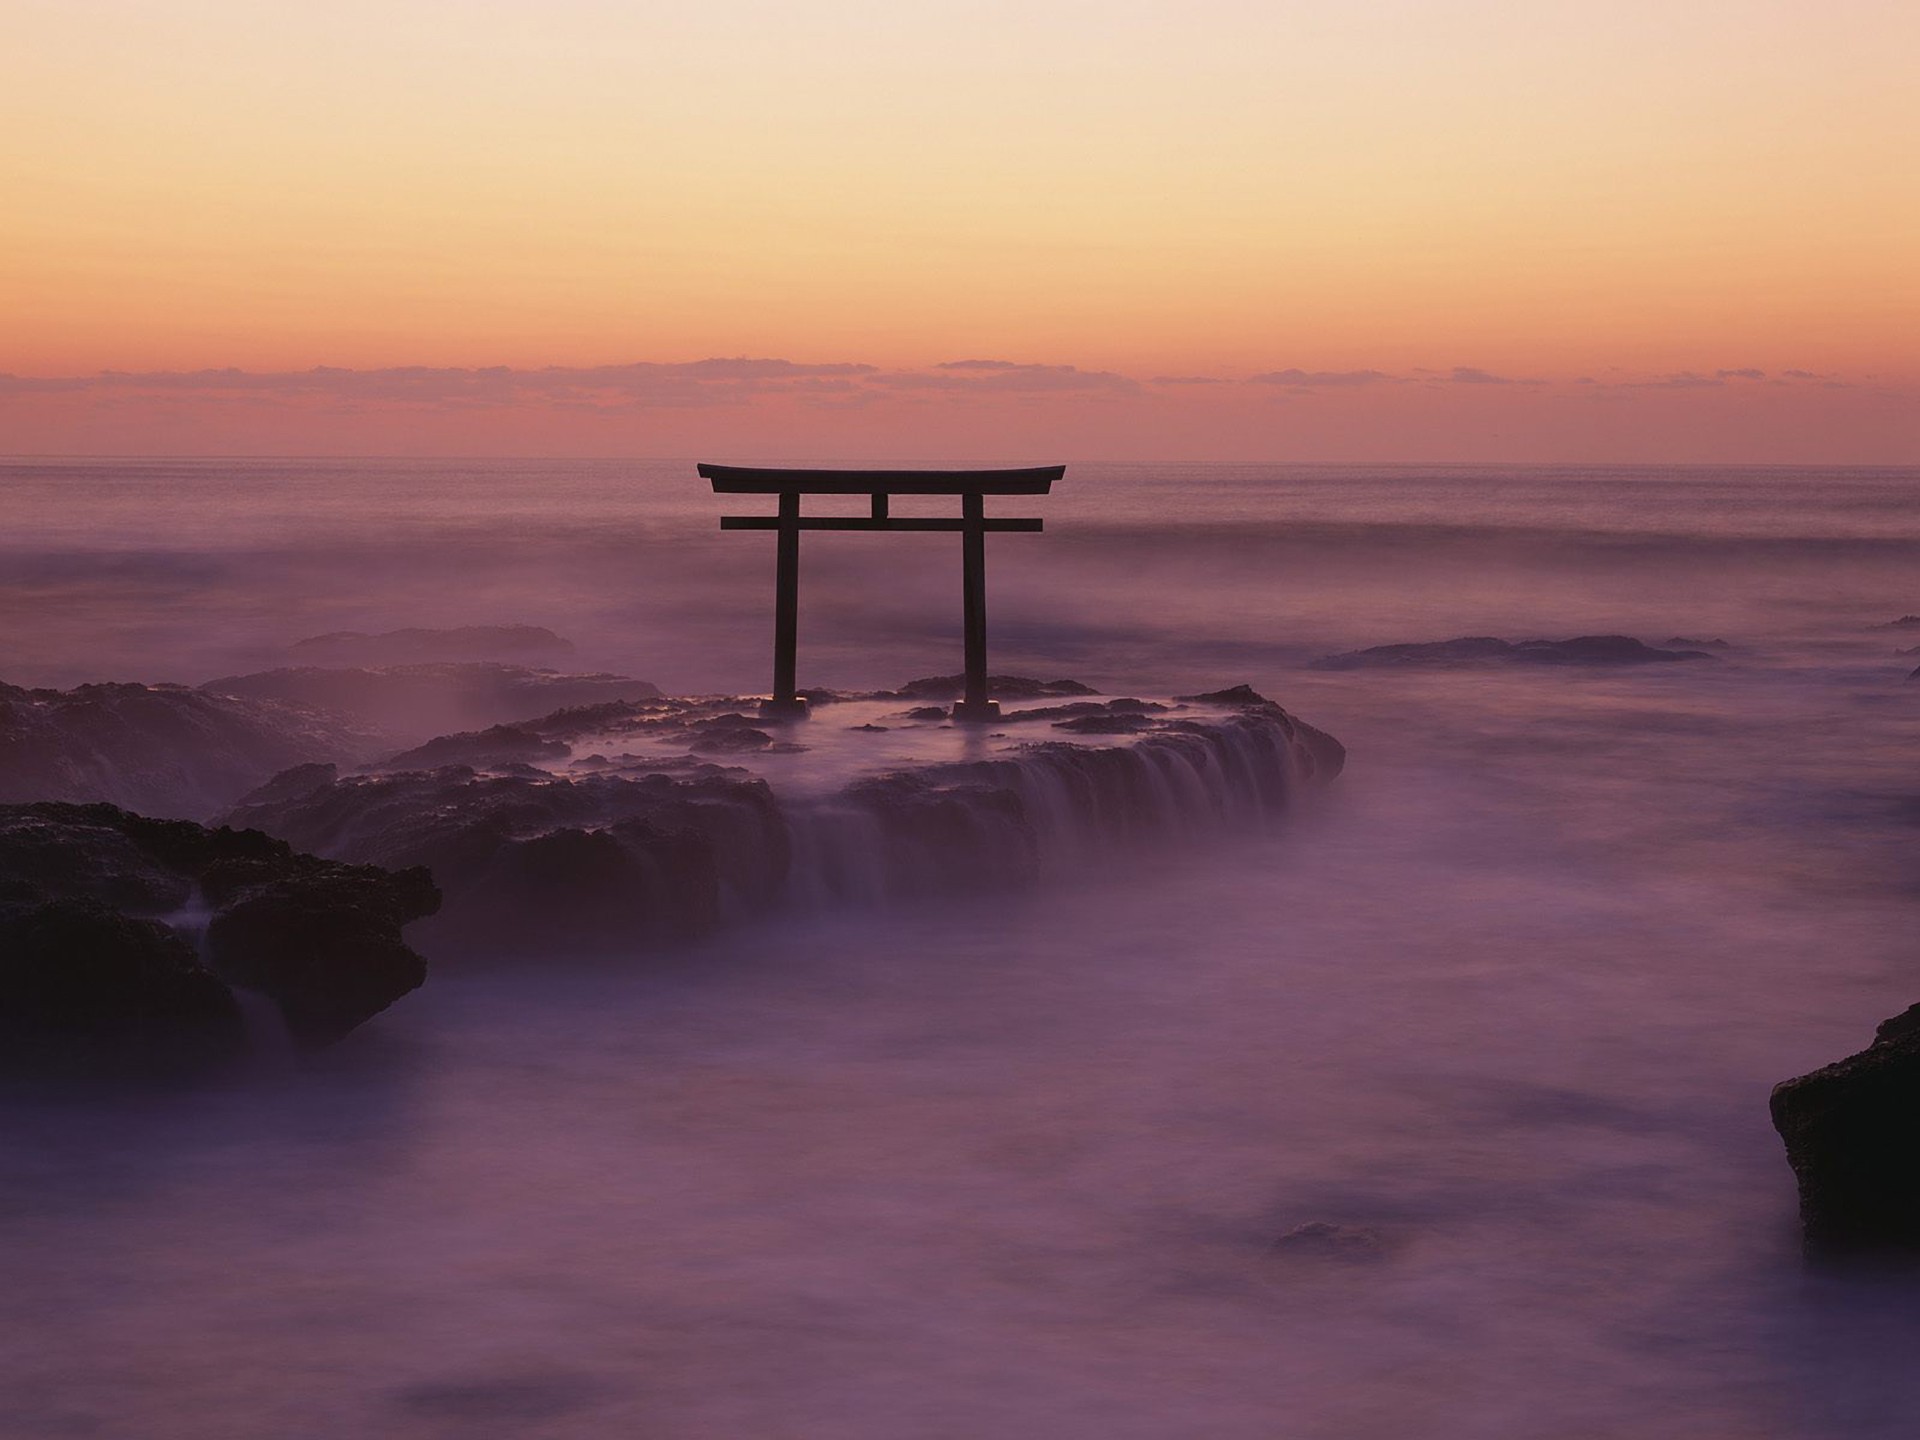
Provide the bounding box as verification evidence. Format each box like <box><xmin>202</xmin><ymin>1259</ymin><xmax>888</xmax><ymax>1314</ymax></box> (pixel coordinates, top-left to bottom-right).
<box><xmin>950</xmin><ymin>700</ymin><xmax>1001</xmax><ymax>723</ymax></box>
<box><xmin>759</xmin><ymin>696</ymin><xmax>810</xmax><ymax>720</ymax></box>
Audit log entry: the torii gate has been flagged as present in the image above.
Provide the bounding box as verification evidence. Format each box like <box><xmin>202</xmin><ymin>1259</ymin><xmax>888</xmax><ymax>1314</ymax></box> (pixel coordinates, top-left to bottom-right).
<box><xmin>701</xmin><ymin>464</ymin><xmax>1063</xmax><ymax>722</ymax></box>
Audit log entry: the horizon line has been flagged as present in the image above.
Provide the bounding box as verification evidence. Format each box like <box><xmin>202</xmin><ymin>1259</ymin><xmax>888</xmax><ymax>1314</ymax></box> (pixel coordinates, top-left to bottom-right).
<box><xmin>5</xmin><ymin>453</ymin><xmax>1918</xmax><ymax>470</ymax></box>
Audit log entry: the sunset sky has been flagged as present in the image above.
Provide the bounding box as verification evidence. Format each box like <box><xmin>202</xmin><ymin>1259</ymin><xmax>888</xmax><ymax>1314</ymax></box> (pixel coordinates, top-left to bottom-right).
<box><xmin>4</xmin><ymin>0</ymin><xmax>1915</xmax><ymax>460</ymax></box>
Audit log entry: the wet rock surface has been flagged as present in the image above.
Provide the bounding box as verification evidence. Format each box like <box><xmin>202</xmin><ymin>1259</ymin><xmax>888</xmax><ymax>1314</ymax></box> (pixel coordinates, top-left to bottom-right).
<box><xmin>220</xmin><ymin>680</ymin><xmax>1344</xmax><ymax>954</ymax></box>
<box><xmin>1772</xmin><ymin>1004</ymin><xmax>1920</xmax><ymax>1252</ymax></box>
<box><xmin>1312</xmin><ymin>634</ymin><xmax>1719</xmax><ymax>670</ymax></box>
<box><xmin>0</xmin><ymin>802</ymin><xmax>438</xmax><ymax>1073</ymax></box>
<box><xmin>0</xmin><ymin>680</ymin><xmax>370</xmax><ymax>820</ymax></box>
<box><xmin>221</xmin><ymin>765</ymin><xmax>789</xmax><ymax>956</ymax></box>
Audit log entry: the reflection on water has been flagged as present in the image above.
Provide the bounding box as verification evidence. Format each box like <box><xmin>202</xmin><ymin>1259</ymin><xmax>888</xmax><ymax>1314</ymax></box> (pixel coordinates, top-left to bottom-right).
<box><xmin>3</xmin><ymin>462</ymin><xmax>1920</xmax><ymax>1436</ymax></box>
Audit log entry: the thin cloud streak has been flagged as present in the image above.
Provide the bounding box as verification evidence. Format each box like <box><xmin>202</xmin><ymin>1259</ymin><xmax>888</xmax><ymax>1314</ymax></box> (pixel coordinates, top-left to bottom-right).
<box><xmin>0</xmin><ymin>359</ymin><xmax>1882</xmax><ymax>419</ymax></box>
<box><xmin>1247</xmin><ymin>369</ymin><xmax>1395</xmax><ymax>388</ymax></box>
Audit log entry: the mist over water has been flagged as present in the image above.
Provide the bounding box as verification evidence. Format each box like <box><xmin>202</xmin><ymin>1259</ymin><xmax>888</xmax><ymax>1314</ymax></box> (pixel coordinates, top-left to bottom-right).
<box><xmin>4</xmin><ymin>460</ymin><xmax>1920</xmax><ymax>1437</ymax></box>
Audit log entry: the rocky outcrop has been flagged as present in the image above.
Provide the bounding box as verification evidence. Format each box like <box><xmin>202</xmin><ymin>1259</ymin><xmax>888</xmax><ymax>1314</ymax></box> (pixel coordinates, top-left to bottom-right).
<box><xmin>201</xmin><ymin>663</ymin><xmax>661</xmax><ymax>742</ymax></box>
<box><xmin>288</xmin><ymin>624</ymin><xmax>577</xmax><ymax>666</ymax></box>
<box><xmin>0</xmin><ymin>680</ymin><xmax>370</xmax><ymax>819</ymax></box>
<box><xmin>0</xmin><ymin>900</ymin><xmax>245</xmax><ymax>1082</ymax></box>
<box><xmin>1772</xmin><ymin>1005</ymin><xmax>1920</xmax><ymax>1252</ymax></box>
<box><xmin>220</xmin><ymin>765</ymin><xmax>789</xmax><ymax>956</ymax></box>
<box><xmin>1312</xmin><ymin>635</ymin><xmax>1718</xmax><ymax>670</ymax></box>
<box><xmin>0</xmin><ymin>802</ymin><xmax>438</xmax><ymax>1074</ymax></box>
<box><xmin>220</xmin><ymin>682</ymin><xmax>1344</xmax><ymax>955</ymax></box>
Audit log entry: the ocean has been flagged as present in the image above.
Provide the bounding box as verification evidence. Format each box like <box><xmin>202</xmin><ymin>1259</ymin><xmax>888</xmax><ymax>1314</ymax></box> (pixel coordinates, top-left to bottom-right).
<box><xmin>3</xmin><ymin>458</ymin><xmax>1919</xmax><ymax>1437</ymax></box>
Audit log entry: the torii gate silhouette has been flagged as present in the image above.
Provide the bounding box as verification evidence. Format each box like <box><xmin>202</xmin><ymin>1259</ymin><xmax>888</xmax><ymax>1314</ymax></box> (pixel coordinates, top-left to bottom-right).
<box><xmin>701</xmin><ymin>464</ymin><xmax>1063</xmax><ymax>722</ymax></box>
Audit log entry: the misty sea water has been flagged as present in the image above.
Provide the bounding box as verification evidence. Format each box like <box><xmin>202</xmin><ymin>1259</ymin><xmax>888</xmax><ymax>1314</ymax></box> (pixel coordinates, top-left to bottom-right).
<box><xmin>3</xmin><ymin>459</ymin><xmax>1920</xmax><ymax>1437</ymax></box>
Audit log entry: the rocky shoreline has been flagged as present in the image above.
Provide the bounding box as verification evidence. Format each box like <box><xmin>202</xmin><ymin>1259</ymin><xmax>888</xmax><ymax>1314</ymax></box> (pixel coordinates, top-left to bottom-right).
<box><xmin>0</xmin><ymin>673</ymin><xmax>1342</xmax><ymax>1076</ymax></box>
<box><xmin>0</xmin><ymin>801</ymin><xmax>437</xmax><ymax>1080</ymax></box>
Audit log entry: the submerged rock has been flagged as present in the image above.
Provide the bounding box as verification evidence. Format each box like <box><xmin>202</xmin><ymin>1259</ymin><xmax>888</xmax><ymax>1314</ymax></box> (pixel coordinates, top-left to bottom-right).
<box><xmin>201</xmin><ymin>663</ymin><xmax>661</xmax><ymax>742</ymax></box>
<box><xmin>0</xmin><ymin>680</ymin><xmax>370</xmax><ymax>820</ymax></box>
<box><xmin>1270</xmin><ymin>1222</ymin><xmax>1390</xmax><ymax>1263</ymax></box>
<box><xmin>1772</xmin><ymin>1005</ymin><xmax>1920</xmax><ymax>1252</ymax></box>
<box><xmin>289</xmin><ymin>624</ymin><xmax>576</xmax><ymax>666</ymax></box>
<box><xmin>1312</xmin><ymin>635</ymin><xmax>1718</xmax><ymax>670</ymax></box>
<box><xmin>0</xmin><ymin>802</ymin><xmax>438</xmax><ymax>1073</ymax></box>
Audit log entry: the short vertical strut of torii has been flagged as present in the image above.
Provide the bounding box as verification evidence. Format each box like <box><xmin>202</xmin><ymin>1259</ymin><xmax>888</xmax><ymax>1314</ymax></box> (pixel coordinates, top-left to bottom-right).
<box><xmin>701</xmin><ymin>463</ymin><xmax>1064</xmax><ymax>722</ymax></box>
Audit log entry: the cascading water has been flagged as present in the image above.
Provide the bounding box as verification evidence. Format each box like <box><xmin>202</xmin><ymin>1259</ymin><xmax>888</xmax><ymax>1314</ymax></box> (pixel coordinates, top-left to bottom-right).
<box><xmin>213</xmin><ymin>695</ymin><xmax>1342</xmax><ymax>951</ymax></box>
<box><xmin>775</xmin><ymin>705</ymin><xmax>1335</xmax><ymax>906</ymax></box>
<box><xmin>163</xmin><ymin>886</ymin><xmax>295</xmax><ymax>1065</ymax></box>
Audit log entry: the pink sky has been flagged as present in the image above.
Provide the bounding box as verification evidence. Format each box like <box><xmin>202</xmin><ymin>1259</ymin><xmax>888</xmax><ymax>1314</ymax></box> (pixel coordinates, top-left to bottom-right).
<box><xmin>4</xmin><ymin>1</ymin><xmax>1915</xmax><ymax>460</ymax></box>
<box><xmin>0</xmin><ymin>358</ymin><xmax>1910</xmax><ymax>463</ymax></box>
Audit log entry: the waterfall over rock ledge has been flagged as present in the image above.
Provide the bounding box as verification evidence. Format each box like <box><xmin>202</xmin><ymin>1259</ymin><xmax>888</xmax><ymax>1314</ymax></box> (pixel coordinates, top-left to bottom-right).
<box><xmin>220</xmin><ymin>682</ymin><xmax>1344</xmax><ymax>958</ymax></box>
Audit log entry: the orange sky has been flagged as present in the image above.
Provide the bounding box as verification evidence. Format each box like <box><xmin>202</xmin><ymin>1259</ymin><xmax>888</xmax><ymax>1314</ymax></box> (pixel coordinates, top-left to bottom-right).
<box><xmin>2</xmin><ymin>1</ymin><xmax>1915</xmax><ymax>459</ymax></box>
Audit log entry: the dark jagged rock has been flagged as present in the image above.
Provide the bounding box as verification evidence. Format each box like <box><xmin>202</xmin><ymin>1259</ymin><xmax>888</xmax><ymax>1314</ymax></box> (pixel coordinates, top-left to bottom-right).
<box><xmin>205</xmin><ymin>863</ymin><xmax>439</xmax><ymax>1047</ymax></box>
<box><xmin>1875</xmin><ymin>616</ymin><xmax>1920</xmax><ymax>630</ymax></box>
<box><xmin>220</xmin><ymin>765</ymin><xmax>790</xmax><ymax>956</ymax></box>
<box><xmin>890</xmin><ymin>675</ymin><xmax>1100</xmax><ymax>701</ymax></box>
<box><xmin>1178</xmin><ymin>684</ymin><xmax>1272</xmax><ymax>706</ymax></box>
<box><xmin>1053</xmin><ymin>713</ymin><xmax>1157</xmax><ymax>735</ymax></box>
<box><xmin>1001</xmin><ymin>701</ymin><xmax>1111</xmax><ymax>723</ymax></box>
<box><xmin>1663</xmin><ymin>637</ymin><xmax>1731</xmax><ymax>649</ymax></box>
<box><xmin>0</xmin><ymin>802</ymin><xmax>437</xmax><ymax>1071</ymax></box>
<box><xmin>288</xmin><ymin>624</ymin><xmax>577</xmax><ymax>666</ymax></box>
<box><xmin>1772</xmin><ymin>1005</ymin><xmax>1920</xmax><ymax>1252</ymax></box>
<box><xmin>200</xmin><ymin>664</ymin><xmax>661</xmax><ymax>742</ymax></box>
<box><xmin>0</xmin><ymin>900</ymin><xmax>246</xmax><ymax>1081</ymax></box>
<box><xmin>1311</xmin><ymin>635</ymin><xmax>1717</xmax><ymax>670</ymax></box>
<box><xmin>0</xmin><ymin>680</ymin><xmax>370</xmax><ymax>820</ymax></box>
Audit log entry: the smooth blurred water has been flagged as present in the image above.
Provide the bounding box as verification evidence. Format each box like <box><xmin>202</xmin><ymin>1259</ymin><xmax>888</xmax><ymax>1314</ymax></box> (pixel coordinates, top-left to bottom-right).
<box><xmin>3</xmin><ymin>461</ymin><xmax>1920</xmax><ymax>1437</ymax></box>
